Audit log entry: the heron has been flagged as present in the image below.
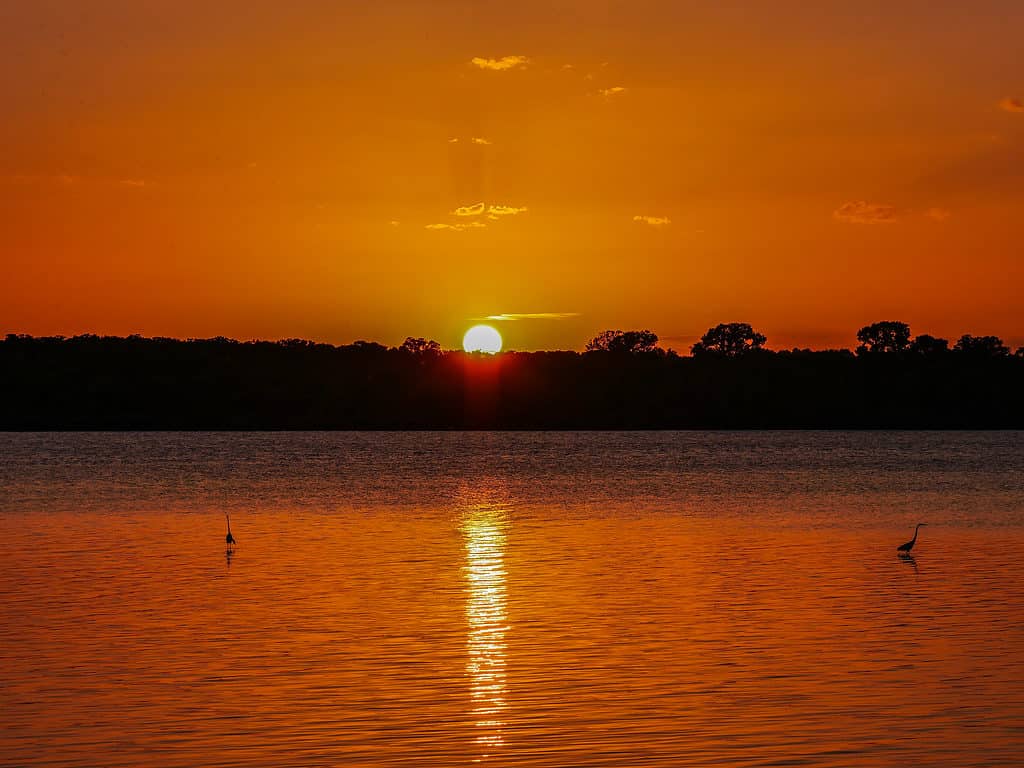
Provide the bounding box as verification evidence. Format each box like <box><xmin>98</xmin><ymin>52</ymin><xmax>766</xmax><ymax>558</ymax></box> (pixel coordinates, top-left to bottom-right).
<box><xmin>225</xmin><ymin>513</ymin><xmax>236</xmax><ymax>549</ymax></box>
<box><xmin>897</xmin><ymin>523</ymin><xmax>926</xmax><ymax>553</ymax></box>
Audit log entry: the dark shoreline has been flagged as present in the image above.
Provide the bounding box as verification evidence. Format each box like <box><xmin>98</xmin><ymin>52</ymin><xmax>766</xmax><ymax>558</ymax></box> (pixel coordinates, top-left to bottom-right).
<box><xmin>4</xmin><ymin>335</ymin><xmax>1023</xmax><ymax>430</ymax></box>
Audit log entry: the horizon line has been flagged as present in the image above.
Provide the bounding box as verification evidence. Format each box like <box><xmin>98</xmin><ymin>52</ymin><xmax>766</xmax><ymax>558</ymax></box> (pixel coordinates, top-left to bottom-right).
<box><xmin>4</xmin><ymin>330</ymin><xmax>1023</xmax><ymax>356</ymax></box>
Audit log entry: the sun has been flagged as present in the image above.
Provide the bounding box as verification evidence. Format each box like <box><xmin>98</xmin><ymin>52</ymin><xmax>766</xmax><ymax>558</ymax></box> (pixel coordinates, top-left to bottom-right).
<box><xmin>463</xmin><ymin>325</ymin><xmax>502</xmax><ymax>354</ymax></box>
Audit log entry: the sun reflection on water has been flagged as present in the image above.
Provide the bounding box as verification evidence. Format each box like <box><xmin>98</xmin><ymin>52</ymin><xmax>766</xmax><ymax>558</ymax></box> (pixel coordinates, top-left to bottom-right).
<box><xmin>461</xmin><ymin>498</ymin><xmax>510</xmax><ymax>760</ymax></box>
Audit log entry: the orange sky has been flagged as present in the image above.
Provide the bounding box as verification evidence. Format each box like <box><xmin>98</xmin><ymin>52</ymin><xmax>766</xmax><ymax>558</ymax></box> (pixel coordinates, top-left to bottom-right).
<box><xmin>2</xmin><ymin>1</ymin><xmax>1023</xmax><ymax>351</ymax></box>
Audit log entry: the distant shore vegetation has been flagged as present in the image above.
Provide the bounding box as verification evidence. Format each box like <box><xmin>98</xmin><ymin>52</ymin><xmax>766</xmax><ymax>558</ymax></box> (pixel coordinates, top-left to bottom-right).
<box><xmin>3</xmin><ymin>322</ymin><xmax>1023</xmax><ymax>428</ymax></box>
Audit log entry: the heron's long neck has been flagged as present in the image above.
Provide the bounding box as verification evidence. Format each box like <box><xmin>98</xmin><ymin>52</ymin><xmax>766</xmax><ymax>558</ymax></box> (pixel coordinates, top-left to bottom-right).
<box><xmin>912</xmin><ymin>524</ymin><xmax>921</xmax><ymax>542</ymax></box>
<box><xmin>226</xmin><ymin>515</ymin><xmax>232</xmax><ymax>534</ymax></box>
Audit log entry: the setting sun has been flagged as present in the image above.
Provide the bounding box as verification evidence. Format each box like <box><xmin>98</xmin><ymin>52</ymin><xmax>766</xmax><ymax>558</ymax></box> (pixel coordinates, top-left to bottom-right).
<box><xmin>463</xmin><ymin>325</ymin><xmax>502</xmax><ymax>354</ymax></box>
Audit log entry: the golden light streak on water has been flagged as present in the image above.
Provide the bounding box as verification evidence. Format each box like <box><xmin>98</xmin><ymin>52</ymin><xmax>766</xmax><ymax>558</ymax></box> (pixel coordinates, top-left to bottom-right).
<box><xmin>461</xmin><ymin>499</ymin><xmax>510</xmax><ymax>761</ymax></box>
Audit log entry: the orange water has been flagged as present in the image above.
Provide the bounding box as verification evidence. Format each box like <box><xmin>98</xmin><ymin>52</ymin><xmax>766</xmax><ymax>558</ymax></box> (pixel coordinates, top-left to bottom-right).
<box><xmin>2</xmin><ymin>432</ymin><xmax>1023</xmax><ymax>766</ymax></box>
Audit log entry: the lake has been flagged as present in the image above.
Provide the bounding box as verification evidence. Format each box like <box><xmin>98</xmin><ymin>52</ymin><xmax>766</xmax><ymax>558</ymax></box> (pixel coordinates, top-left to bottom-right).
<box><xmin>2</xmin><ymin>431</ymin><xmax>1023</xmax><ymax>767</ymax></box>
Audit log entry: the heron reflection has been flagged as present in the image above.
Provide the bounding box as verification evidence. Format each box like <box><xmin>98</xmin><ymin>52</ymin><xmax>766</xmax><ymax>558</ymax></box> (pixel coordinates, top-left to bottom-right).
<box><xmin>461</xmin><ymin>497</ymin><xmax>510</xmax><ymax>758</ymax></box>
<box><xmin>898</xmin><ymin>551</ymin><xmax>918</xmax><ymax>570</ymax></box>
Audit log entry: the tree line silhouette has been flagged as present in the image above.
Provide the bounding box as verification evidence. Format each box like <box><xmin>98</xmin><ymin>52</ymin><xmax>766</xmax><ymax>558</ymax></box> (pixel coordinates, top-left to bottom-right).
<box><xmin>2</xmin><ymin>322</ymin><xmax>1022</xmax><ymax>429</ymax></box>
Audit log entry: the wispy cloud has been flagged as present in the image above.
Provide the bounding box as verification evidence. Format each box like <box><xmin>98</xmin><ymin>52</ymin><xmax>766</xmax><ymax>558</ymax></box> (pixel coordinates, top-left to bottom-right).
<box><xmin>487</xmin><ymin>204</ymin><xmax>527</xmax><ymax>216</ymax></box>
<box><xmin>452</xmin><ymin>202</ymin><xmax>486</xmax><ymax>217</ymax></box>
<box><xmin>600</xmin><ymin>86</ymin><xmax>627</xmax><ymax>98</ymax></box>
<box><xmin>833</xmin><ymin>201</ymin><xmax>897</xmax><ymax>224</ymax></box>
<box><xmin>471</xmin><ymin>55</ymin><xmax>529</xmax><ymax>71</ymax></box>
<box><xmin>425</xmin><ymin>222</ymin><xmax>487</xmax><ymax>231</ymax></box>
<box><xmin>451</xmin><ymin>202</ymin><xmax>527</xmax><ymax>218</ymax></box>
<box><xmin>999</xmin><ymin>97</ymin><xmax>1024</xmax><ymax>113</ymax></box>
<box><xmin>924</xmin><ymin>207</ymin><xmax>951</xmax><ymax>221</ymax></box>
<box><xmin>449</xmin><ymin>137</ymin><xmax>492</xmax><ymax>145</ymax></box>
<box><xmin>487</xmin><ymin>312</ymin><xmax>581</xmax><ymax>321</ymax></box>
<box><xmin>3</xmin><ymin>173</ymin><xmax>149</xmax><ymax>188</ymax></box>
<box><xmin>633</xmin><ymin>214</ymin><xmax>671</xmax><ymax>227</ymax></box>
<box><xmin>430</xmin><ymin>202</ymin><xmax>527</xmax><ymax>230</ymax></box>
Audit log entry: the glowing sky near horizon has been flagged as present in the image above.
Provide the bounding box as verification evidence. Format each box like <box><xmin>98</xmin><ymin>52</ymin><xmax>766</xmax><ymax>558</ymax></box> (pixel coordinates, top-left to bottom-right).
<box><xmin>2</xmin><ymin>1</ymin><xmax>1022</xmax><ymax>351</ymax></box>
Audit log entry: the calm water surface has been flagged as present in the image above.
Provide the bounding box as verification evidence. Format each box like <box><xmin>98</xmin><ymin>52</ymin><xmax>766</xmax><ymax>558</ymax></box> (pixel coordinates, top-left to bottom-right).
<box><xmin>1</xmin><ymin>432</ymin><xmax>1023</xmax><ymax>767</ymax></box>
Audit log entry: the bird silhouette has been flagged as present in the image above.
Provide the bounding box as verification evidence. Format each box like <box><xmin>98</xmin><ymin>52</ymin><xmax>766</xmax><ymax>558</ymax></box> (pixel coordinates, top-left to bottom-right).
<box><xmin>897</xmin><ymin>523</ymin><xmax>926</xmax><ymax>553</ymax></box>
<box><xmin>225</xmin><ymin>513</ymin><xmax>236</xmax><ymax>549</ymax></box>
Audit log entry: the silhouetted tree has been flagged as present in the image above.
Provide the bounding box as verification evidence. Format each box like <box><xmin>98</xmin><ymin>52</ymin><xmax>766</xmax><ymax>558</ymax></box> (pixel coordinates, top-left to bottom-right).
<box><xmin>856</xmin><ymin>321</ymin><xmax>911</xmax><ymax>355</ymax></box>
<box><xmin>1016</xmin><ymin>347</ymin><xmax>1024</xmax><ymax>359</ymax></box>
<box><xmin>691</xmin><ymin>323</ymin><xmax>767</xmax><ymax>357</ymax></box>
<box><xmin>954</xmin><ymin>334</ymin><xmax>1010</xmax><ymax>357</ymax></box>
<box><xmin>909</xmin><ymin>334</ymin><xmax>949</xmax><ymax>355</ymax></box>
<box><xmin>585</xmin><ymin>329</ymin><xmax>660</xmax><ymax>353</ymax></box>
<box><xmin>349</xmin><ymin>340</ymin><xmax>389</xmax><ymax>353</ymax></box>
<box><xmin>278</xmin><ymin>338</ymin><xmax>314</xmax><ymax>349</ymax></box>
<box><xmin>399</xmin><ymin>337</ymin><xmax>442</xmax><ymax>356</ymax></box>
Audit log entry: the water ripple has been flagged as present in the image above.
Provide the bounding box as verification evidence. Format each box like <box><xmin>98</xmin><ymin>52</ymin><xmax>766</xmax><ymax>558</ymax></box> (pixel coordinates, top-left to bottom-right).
<box><xmin>1</xmin><ymin>432</ymin><xmax>1023</xmax><ymax>766</ymax></box>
